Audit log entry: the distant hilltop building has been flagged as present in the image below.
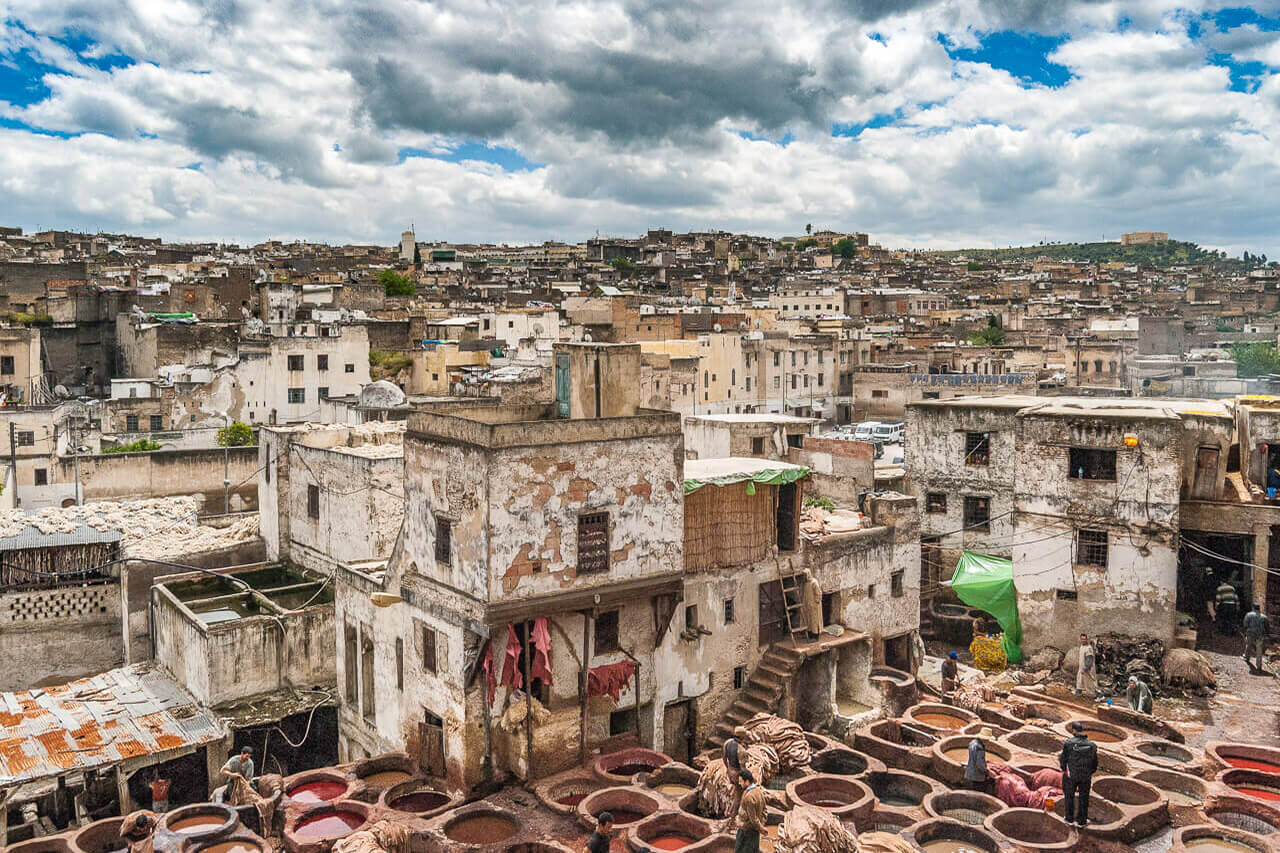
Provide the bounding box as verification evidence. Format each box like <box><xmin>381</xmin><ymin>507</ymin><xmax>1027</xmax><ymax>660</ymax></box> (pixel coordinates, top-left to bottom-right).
<box><xmin>1121</xmin><ymin>230</ymin><xmax>1168</xmax><ymax>246</ymax></box>
<box><xmin>399</xmin><ymin>226</ymin><xmax>416</xmax><ymax>261</ymax></box>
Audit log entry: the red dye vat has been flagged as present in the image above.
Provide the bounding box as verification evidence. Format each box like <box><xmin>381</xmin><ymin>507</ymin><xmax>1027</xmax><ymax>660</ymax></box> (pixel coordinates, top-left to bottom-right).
<box><xmin>294</xmin><ymin>812</ymin><xmax>363</xmax><ymax>838</ymax></box>
<box><xmin>556</xmin><ymin>794</ymin><xmax>586</xmax><ymax>807</ymax></box>
<box><xmin>609</xmin><ymin>763</ymin><xmax>658</xmax><ymax>776</ymax></box>
<box><xmin>1234</xmin><ymin>786</ymin><xmax>1280</xmax><ymax>802</ymax></box>
<box><xmin>389</xmin><ymin>791</ymin><xmax>449</xmax><ymax>813</ymax></box>
<box><xmin>288</xmin><ymin>781</ymin><xmax>347</xmax><ymax>803</ymax></box>
<box><xmin>202</xmin><ymin>844</ymin><xmax>261</xmax><ymax>853</ymax></box>
<box><xmin>811</xmin><ymin>800</ymin><xmax>847</xmax><ymax>808</ymax></box>
<box><xmin>648</xmin><ymin>836</ymin><xmax>697</xmax><ymax>850</ymax></box>
<box><xmin>1226</xmin><ymin>757</ymin><xmax>1280</xmax><ymax>773</ymax></box>
<box><xmin>606</xmin><ymin>809</ymin><xmax>647</xmax><ymax>825</ymax></box>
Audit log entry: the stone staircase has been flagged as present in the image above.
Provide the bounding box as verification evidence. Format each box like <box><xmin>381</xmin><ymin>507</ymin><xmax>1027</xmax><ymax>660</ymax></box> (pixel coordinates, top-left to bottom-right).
<box><xmin>705</xmin><ymin>643</ymin><xmax>804</xmax><ymax>750</ymax></box>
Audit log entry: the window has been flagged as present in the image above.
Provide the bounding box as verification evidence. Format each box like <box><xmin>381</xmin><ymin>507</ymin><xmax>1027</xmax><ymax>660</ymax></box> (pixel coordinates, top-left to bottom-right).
<box><xmin>773</xmin><ymin>376</ymin><xmax>780</xmax><ymax>389</ymax></box>
<box><xmin>745</xmin><ymin>377</ymin><xmax>752</xmax><ymax>392</ymax></box>
<box><xmin>724</xmin><ymin>597</ymin><xmax>736</xmax><ymax>623</ymax></box>
<box><xmin>1056</xmin><ymin>588</ymin><xmax>1078</xmax><ymax>601</ymax></box>
<box><xmin>703</xmin><ymin>370</ymin><xmax>709</xmax><ymax>388</ymax></box>
<box><xmin>803</xmin><ymin>351</ymin><xmax>809</xmax><ymax>365</ymax></box>
<box><xmin>0</xmin><ymin>356</ymin><xmax>12</xmax><ymax>375</ymax></box>
<box><xmin>791</xmin><ymin>352</ymin><xmax>796</xmax><ymax>367</ymax></box>
<box><xmin>871</xmin><ymin>389</ymin><xmax>887</xmax><ymax>398</ymax></box>
<box><xmin>685</xmin><ymin>604</ymin><xmax>698</xmax><ymax>631</ymax></box>
<box><xmin>345</xmin><ymin>363</ymin><xmax>355</xmax><ymax>373</ymax></box>
<box><xmin>344</xmin><ymin>624</ymin><xmax>358</xmax><ymax>704</ymax></box>
<box><xmin>731</xmin><ymin>369</ymin><xmax>736</xmax><ymax>385</ymax></box>
<box><xmin>610</xmin><ymin>707</ymin><xmax>637</xmax><ymax>736</ymax></box>
<box><xmin>964</xmin><ymin>432</ymin><xmax>990</xmax><ymax>466</ymax></box>
<box><xmin>307</xmin><ymin>484</ymin><xmax>320</xmax><ymax>519</ymax></box>
<box><xmin>422</xmin><ymin>625</ymin><xmax>438</xmax><ymax>673</ymax></box>
<box><xmin>124</xmin><ymin>416</ymin><xmax>138</xmax><ymax>433</ymax></box>
<box><xmin>577</xmin><ymin>512</ymin><xmax>610</xmax><ymax>574</ymax></box>
<box><xmin>594</xmin><ymin>609</ymin><xmax>620</xmax><ymax>653</ymax></box>
<box><xmin>288</xmin><ymin>387</ymin><xmax>305</xmax><ymax>404</ymax></box>
<box><xmin>926</xmin><ymin>493</ymin><xmax>947</xmax><ymax>514</ymax></box>
<box><xmin>1094</xmin><ymin>359</ymin><xmax>1103</xmax><ymax>374</ymax></box>
<box><xmin>34</xmin><ymin>468</ymin><xmax>47</xmax><ymax>486</ymax></box>
<box><xmin>1183</xmin><ymin>365</ymin><xmax>1196</xmax><ymax>377</ymax></box>
<box><xmin>817</xmin><ymin>350</ymin><xmax>824</xmax><ymax>364</ymax></box>
<box><xmin>1068</xmin><ymin>447</ymin><xmax>1117</xmax><ymax>481</ymax></box>
<box><xmin>318</xmin><ymin>387</ymin><xmax>328</xmax><ymax>399</ymax></box>
<box><xmin>435</xmin><ymin>518</ymin><xmax>452</xmax><ymax>564</ymax></box>
<box><xmin>733</xmin><ymin>665</ymin><xmax>747</xmax><ymax>689</ymax></box>
<box><xmin>963</xmin><ymin>495</ymin><xmax>991</xmax><ymax>531</ymax></box>
<box><xmin>361</xmin><ymin>629</ymin><xmax>376</xmax><ymax>722</ymax></box>
<box><xmin>817</xmin><ymin>373</ymin><xmax>824</xmax><ymax>387</ymax></box>
<box><xmin>773</xmin><ymin>352</ymin><xmax>780</xmax><ymax>367</ymax></box>
<box><xmin>287</xmin><ymin>354</ymin><xmax>304</xmax><ymax>371</ymax></box>
<box><xmin>395</xmin><ymin>638</ymin><xmax>404</xmax><ymax>690</ymax></box>
<box><xmin>891</xmin><ymin>570</ymin><xmax>904</xmax><ymax>598</ymax></box>
<box><xmin>752</xmin><ymin>437</ymin><xmax>765</xmax><ymax>455</ymax></box>
<box><xmin>317</xmin><ymin>354</ymin><xmax>328</xmax><ymax>371</ymax></box>
<box><xmin>791</xmin><ymin>375</ymin><xmax>797</xmax><ymax>389</ymax></box>
<box><xmin>867</xmin><ymin>583</ymin><xmax>877</xmax><ymax>599</ymax></box>
<box><xmin>1076</xmin><ymin>528</ymin><xmax>1108</xmax><ymax>568</ymax></box>
<box><xmin>149</xmin><ymin>415</ymin><xmax>163</xmax><ymax>431</ymax></box>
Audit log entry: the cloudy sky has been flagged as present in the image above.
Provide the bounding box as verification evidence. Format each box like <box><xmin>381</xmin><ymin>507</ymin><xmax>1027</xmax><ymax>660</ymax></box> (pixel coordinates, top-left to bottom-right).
<box><xmin>2</xmin><ymin>1</ymin><xmax>1279</xmax><ymax>251</ymax></box>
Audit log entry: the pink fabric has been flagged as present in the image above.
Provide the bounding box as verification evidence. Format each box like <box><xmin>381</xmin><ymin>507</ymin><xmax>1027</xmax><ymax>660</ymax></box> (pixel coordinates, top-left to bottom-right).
<box><xmin>587</xmin><ymin>661</ymin><xmax>636</xmax><ymax>701</ymax></box>
<box><xmin>994</xmin><ymin>772</ymin><xmax>1032</xmax><ymax>808</ymax></box>
<box><xmin>530</xmin><ymin>618</ymin><xmax>553</xmax><ymax>685</ymax></box>
<box><xmin>483</xmin><ymin>641</ymin><xmax>497</xmax><ymax>706</ymax></box>
<box><xmin>1026</xmin><ymin>787</ymin><xmax>1061</xmax><ymax>810</ymax></box>
<box><xmin>501</xmin><ymin>624</ymin><xmax>523</xmax><ymax>691</ymax></box>
<box><xmin>1031</xmin><ymin>768</ymin><xmax>1063</xmax><ymax>791</ymax></box>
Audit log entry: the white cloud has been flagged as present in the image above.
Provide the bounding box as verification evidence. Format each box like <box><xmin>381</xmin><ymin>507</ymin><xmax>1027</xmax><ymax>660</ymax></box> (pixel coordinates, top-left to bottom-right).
<box><xmin>0</xmin><ymin>0</ymin><xmax>1277</xmax><ymax>253</ymax></box>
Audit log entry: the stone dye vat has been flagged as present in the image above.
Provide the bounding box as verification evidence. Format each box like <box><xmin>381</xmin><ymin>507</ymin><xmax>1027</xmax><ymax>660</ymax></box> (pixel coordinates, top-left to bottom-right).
<box><xmin>593</xmin><ymin>748</ymin><xmax>673</xmax><ymax>785</ymax></box>
<box><xmin>852</xmin><ymin>808</ymin><xmax>915</xmax><ymax>835</ymax></box>
<box><xmin>1135</xmin><ymin>739</ymin><xmax>1198</xmax><ymax>770</ymax></box>
<box><xmin>922</xmin><ymin>791</ymin><xmax>1006</xmax><ymax>827</ymax></box>
<box><xmin>1087</xmin><ymin>775</ymin><xmax>1170</xmax><ymax>843</ymax></box>
<box><xmin>628</xmin><ymin>811</ymin><xmax>714</xmax><ymax>852</ymax></box>
<box><xmin>577</xmin><ymin>788</ymin><xmax>663</xmax><ymax>831</ymax></box>
<box><xmin>1172</xmin><ymin>824</ymin><xmax>1273</xmax><ymax>853</ymax></box>
<box><xmin>162</xmin><ymin>805</ymin><xmax>239</xmax><ymax>839</ymax></box>
<box><xmin>380</xmin><ymin>780</ymin><xmax>457</xmax><ymax>819</ymax></box>
<box><xmin>1204</xmin><ymin>795</ymin><xmax>1280</xmax><ymax>837</ymax></box>
<box><xmin>808</xmin><ymin>747</ymin><xmax>875</xmax><ymax>778</ymax></box>
<box><xmin>1001</xmin><ymin>729</ymin><xmax>1064</xmax><ymax>757</ymax></box>
<box><xmin>853</xmin><ymin>718</ymin><xmax>937</xmax><ymax>774</ymax></box>
<box><xmin>986</xmin><ymin>808</ymin><xmax>1077</xmax><ymax>852</ymax></box>
<box><xmin>643</xmin><ymin>764</ymin><xmax>699</xmax><ymax>802</ymax></box>
<box><xmin>932</xmin><ymin>736</ymin><xmax>1011</xmax><ymax>787</ymax></box>
<box><xmin>904</xmin><ymin>817</ymin><xmax>1002</xmax><ymax>853</ymax></box>
<box><xmin>352</xmin><ymin>753</ymin><xmax>417</xmax><ymax>791</ymax></box>
<box><xmin>1207</xmin><ymin>743</ymin><xmax>1280</xmax><ymax>777</ymax></box>
<box><xmin>1056</xmin><ymin>719</ymin><xmax>1130</xmax><ymax>746</ymax></box>
<box><xmin>534</xmin><ymin>772</ymin><xmax>604</xmax><ymax>814</ymax></box>
<box><xmin>784</xmin><ymin>775</ymin><xmax>874</xmax><ymax>821</ymax></box>
<box><xmin>71</xmin><ymin>816</ymin><xmax>126</xmax><ymax>853</ymax></box>
<box><xmin>284</xmin><ymin>771</ymin><xmax>352</xmax><ymax>806</ymax></box>
<box><xmin>905</xmin><ymin>703</ymin><xmax>978</xmax><ymax>736</ymax></box>
<box><xmin>1220</xmin><ymin>769</ymin><xmax>1280</xmax><ymax>804</ymax></box>
<box><xmin>1134</xmin><ymin>768</ymin><xmax>1208</xmax><ymax>810</ymax></box>
<box><xmin>861</xmin><ymin>770</ymin><xmax>939</xmax><ymax>810</ymax></box>
<box><xmin>439</xmin><ymin>806</ymin><xmax>519</xmax><ymax>847</ymax></box>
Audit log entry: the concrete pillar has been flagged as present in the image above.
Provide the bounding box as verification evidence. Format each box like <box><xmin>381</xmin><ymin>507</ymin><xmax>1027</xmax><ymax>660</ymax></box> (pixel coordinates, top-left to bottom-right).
<box><xmin>1257</xmin><ymin>531</ymin><xmax>1272</xmax><ymax>618</ymax></box>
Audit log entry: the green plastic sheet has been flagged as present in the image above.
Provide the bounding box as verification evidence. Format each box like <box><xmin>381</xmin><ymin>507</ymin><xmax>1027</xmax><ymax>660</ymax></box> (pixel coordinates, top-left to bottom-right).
<box><xmin>946</xmin><ymin>551</ymin><xmax>1024</xmax><ymax>664</ymax></box>
<box><xmin>683</xmin><ymin>465</ymin><xmax>810</xmax><ymax>496</ymax></box>
<box><xmin>148</xmin><ymin>312</ymin><xmax>195</xmax><ymax>319</ymax></box>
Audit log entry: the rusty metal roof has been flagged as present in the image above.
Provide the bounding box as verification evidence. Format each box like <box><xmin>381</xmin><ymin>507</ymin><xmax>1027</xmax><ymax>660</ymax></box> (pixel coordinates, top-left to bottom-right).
<box><xmin>0</xmin><ymin>663</ymin><xmax>224</xmax><ymax>789</ymax></box>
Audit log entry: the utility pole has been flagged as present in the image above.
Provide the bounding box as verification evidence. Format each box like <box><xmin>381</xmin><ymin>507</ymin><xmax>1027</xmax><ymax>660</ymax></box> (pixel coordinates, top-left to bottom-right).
<box><xmin>223</xmin><ymin>414</ymin><xmax>231</xmax><ymax>514</ymax></box>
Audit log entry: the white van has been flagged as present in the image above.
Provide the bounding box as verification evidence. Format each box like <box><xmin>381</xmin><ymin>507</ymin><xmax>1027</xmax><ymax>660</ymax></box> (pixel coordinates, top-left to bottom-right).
<box><xmin>873</xmin><ymin>421</ymin><xmax>905</xmax><ymax>443</ymax></box>
<box><xmin>853</xmin><ymin>422</ymin><xmax>880</xmax><ymax>442</ymax></box>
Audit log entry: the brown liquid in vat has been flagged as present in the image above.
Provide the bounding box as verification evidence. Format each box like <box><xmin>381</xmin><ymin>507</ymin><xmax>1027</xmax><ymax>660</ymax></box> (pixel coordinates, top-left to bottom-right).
<box><xmin>201</xmin><ymin>843</ymin><xmax>261</xmax><ymax>853</ymax></box>
<box><xmin>1184</xmin><ymin>840</ymin><xmax>1264</xmax><ymax>853</ymax></box>
<box><xmin>169</xmin><ymin>815</ymin><xmax>226</xmax><ymax>833</ymax></box>
<box><xmin>360</xmin><ymin>770</ymin><xmax>411</xmax><ymax>787</ymax></box>
<box><xmin>444</xmin><ymin>815</ymin><xmax>517</xmax><ymax>845</ymax></box>
<box><xmin>915</xmin><ymin>713</ymin><xmax>966</xmax><ymax>730</ymax></box>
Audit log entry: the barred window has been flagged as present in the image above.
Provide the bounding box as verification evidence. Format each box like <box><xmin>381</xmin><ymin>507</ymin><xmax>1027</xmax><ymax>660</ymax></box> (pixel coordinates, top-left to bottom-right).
<box><xmin>926</xmin><ymin>493</ymin><xmax>947</xmax><ymax>514</ymax></box>
<box><xmin>965</xmin><ymin>432</ymin><xmax>990</xmax><ymax>466</ymax></box>
<box><xmin>963</xmin><ymin>496</ymin><xmax>990</xmax><ymax>531</ymax></box>
<box><xmin>577</xmin><ymin>512</ymin><xmax>610</xmax><ymax>574</ymax></box>
<box><xmin>1077</xmin><ymin>529</ymin><xmax>1108</xmax><ymax>568</ymax></box>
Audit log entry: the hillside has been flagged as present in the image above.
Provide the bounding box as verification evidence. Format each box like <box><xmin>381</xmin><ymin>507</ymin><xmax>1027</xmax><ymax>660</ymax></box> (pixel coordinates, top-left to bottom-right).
<box><xmin>927</xmin><ymin>239</ymin><xmax>1228</xmax><ymax>266</ymax></box>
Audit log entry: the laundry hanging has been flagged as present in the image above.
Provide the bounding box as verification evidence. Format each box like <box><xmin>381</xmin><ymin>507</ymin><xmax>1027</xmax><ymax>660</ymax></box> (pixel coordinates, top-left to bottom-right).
<box><xmin>501</xmin><ymin>623</ymin><xmax>523</xmax><ymax>691</ymax></box>
<box><xmin>587</xmin><ymin>660</ymin><xmax>637</xmax><ymax>701</ymax></box>
<box><xmin>530</xmin><ymin>617</ymin><xmax>553</xmax><ymax>685</ymax></box>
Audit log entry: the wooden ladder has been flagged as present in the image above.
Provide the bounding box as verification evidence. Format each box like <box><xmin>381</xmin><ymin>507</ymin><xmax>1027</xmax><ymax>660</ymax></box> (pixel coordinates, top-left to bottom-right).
<box><xmin>779</xmin><ymin>570</ymin><xmax>808</xmax><ymax>643</ymax></box>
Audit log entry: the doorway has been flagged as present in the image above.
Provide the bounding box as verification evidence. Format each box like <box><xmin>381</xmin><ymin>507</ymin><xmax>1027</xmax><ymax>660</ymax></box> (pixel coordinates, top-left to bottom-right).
<box><xmin>758</xmin><ymin>580</ymin><xmax>786</xmax><ymax>647</ymax></box>
<box><xmin>419</xmin><ymin>709</ymin><xmax>445</xmax><ymax>777</ymax></box>
<box><xmin>883</xmin><ymin>633</ymin><xmax>910</xmax><ymax>672</ymax></box>
<box><xmin>776</xmin><ymin>482</ymin><xmax>797</xmax><ymax>552</ymax></box>
<box><xmin>662</xmin><ymin>700</ymin><xmax>696</xmax><ymax>765</ymax></box>
<box><xmin>1179</xmin><ymin>530</ymin><xmax>1253</xmax><ymax>651</ymax></box>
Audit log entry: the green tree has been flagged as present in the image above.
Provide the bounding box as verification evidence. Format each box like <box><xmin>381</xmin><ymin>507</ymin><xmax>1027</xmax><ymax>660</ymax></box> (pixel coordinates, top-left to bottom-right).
<box><xmin>968</xmin><ymin>315</ymin><xmax>1005</xmax><ymax>346</ymax></box>
<box><xmin>104</xmin><ymin>439</ymin><xmax>162</xmax><ymax>455</ymax></box>
<box><xmin>413</xmin><ymin>245</ymin><xmax>422</xmax><ymax>265</ymax></box>
<box><xmin>1230</xmin><ymin>342</ymin><xmax>1280</xmax><ymax>378</ymax></box>
<box><xmin>378</xmin><ymin>269</ymin><xmax>416</xmax><ymax>296</ymax></box>
<box><xmin>833</xmin><ymin>237</ymin><xmax>857</xmax><ymax>259</ymax></box>
<box><xmin>805</xmin><ymin>223</ymin><xmax>813</xmax><ymax>235</ymax></box>
<box><xmin>217</xmin><ymin>421</ymin><xmax>256</xmax><ymax>447</ymax></box>
<box><xmin>609</xmin><ymin>256</ymin><xmax>636</xmax><ymax>276</ymax></box>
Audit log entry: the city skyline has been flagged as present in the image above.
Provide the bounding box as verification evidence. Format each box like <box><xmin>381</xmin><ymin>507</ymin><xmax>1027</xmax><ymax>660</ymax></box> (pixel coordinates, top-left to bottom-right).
<box><xmin>3</xmin><ymin>1</ymin><xmax>1279</xmax><ymax>252</ymax></box>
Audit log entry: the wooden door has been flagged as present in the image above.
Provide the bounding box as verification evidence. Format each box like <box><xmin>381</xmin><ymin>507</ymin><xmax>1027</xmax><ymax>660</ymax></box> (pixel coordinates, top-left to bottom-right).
<box><xmin>419</xmin><ymin>711</ymin><xmax>445</xmax><ymax>777</ymax></box>
<box><xmin>662</xmin><ymin>701</ymin><xmax>693</xmax><ymax>765</ymax></box>
<box><xmin>758</xmin><ymin>580</ymin><xmax>785</xmax><ymax>646</ymax></box>
<box><xmin>1192</xmin><ymin>446</ymin><xmax>1220</xmax><ymax>499</ymax></box>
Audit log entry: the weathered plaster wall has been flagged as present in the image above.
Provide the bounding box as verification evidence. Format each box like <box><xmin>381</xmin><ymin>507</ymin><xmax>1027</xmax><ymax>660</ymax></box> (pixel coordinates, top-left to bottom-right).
<box><xmin>288</xmin><ymin>445</ymin><xmax>403</xmax><ymax>569</ymax></box>
<box><xmin>56</xmin><ymin>446</ymin><xmax>258</xmax><ymax>505</ymax></box>
<box><xmin>0</xmin><ymin>582</ymin><xmax>122</xmax><ymax>690</ymax></box>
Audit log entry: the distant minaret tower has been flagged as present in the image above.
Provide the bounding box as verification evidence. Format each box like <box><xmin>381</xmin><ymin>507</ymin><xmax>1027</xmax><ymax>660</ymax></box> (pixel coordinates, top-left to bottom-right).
<box><xmin>399</xmin><ymin>224</ymin><xmax>416</xmax><ymax>262</ymax></box>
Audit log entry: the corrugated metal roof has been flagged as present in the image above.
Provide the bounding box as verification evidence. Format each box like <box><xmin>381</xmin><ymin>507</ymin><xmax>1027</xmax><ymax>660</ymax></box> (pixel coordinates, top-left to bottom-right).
<box><xmin>0</xmin><ymin>663</ymin><xmax>224</xmax><ymax>789</ymax></box>
<box><xmin>0</xmin><ymin>521</ymin><xmax>122</xmax><ymax>552</ymax></box>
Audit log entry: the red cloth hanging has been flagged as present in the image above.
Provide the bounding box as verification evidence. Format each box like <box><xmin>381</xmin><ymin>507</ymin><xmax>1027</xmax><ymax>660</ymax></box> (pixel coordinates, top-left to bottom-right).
<box><xmin>501</xmin><ymin>623</ymin><xmax>523</xmax><ymax>691</ymax></box>
<box><xmin>483</xmin><ymin>641</ymin><xmax>497</xmax><ymax>707</ymax></box>
<box><xmin>530</xmin><ymin>617</ymin><xmax>553</xmax><ymax>685</ymax></box>
<box><xmin>587</xmin><ymin>660</ymin><xmax>636</xmax><ymax>701</ymax></box>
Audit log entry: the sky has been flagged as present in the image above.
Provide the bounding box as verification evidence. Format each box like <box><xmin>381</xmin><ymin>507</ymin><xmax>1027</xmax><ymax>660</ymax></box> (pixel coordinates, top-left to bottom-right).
<box><xmin>1</xmin><ymin>1</ymin><xmax>1279</xmax><ymax>252</ymax></box>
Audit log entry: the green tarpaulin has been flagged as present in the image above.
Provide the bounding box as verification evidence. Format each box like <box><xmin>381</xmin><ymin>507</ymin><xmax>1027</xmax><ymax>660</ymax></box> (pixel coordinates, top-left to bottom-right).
<box><xmin>946</xmin><ymin>551</ymin><xmax>1024</xmax><ymax>664</ymax></box>
<box><xmin>683</xmin><ymin>465</ymin><xmax>810</xmax><ymax>496</ymax></box>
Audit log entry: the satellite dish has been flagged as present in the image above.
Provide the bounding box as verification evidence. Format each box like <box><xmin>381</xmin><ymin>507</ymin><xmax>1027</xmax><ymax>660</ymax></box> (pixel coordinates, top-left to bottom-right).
<box><xmin>713</xmin><ymin>323</ymin><xmax>722</xmax><ymax>332</ymax></box>
<box><xmin>584</xmin><ymin>332</ymin><xmax>593</xmax><ymax>342</ymax></box>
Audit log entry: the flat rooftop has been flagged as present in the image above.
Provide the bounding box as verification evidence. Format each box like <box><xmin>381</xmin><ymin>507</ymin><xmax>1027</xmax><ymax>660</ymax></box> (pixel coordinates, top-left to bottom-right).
<box><xmin>686</xmin><ymin>413</ymin><xmax>819</xmax><ymax>425</ymax></box>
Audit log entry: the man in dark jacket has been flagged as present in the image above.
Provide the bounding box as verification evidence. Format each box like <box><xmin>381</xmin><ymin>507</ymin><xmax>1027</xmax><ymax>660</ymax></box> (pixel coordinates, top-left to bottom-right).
<box><xmin>1059</xmin><ymin>721</ymin><xmax>1098</xmax><ymax>827</ymax></box>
